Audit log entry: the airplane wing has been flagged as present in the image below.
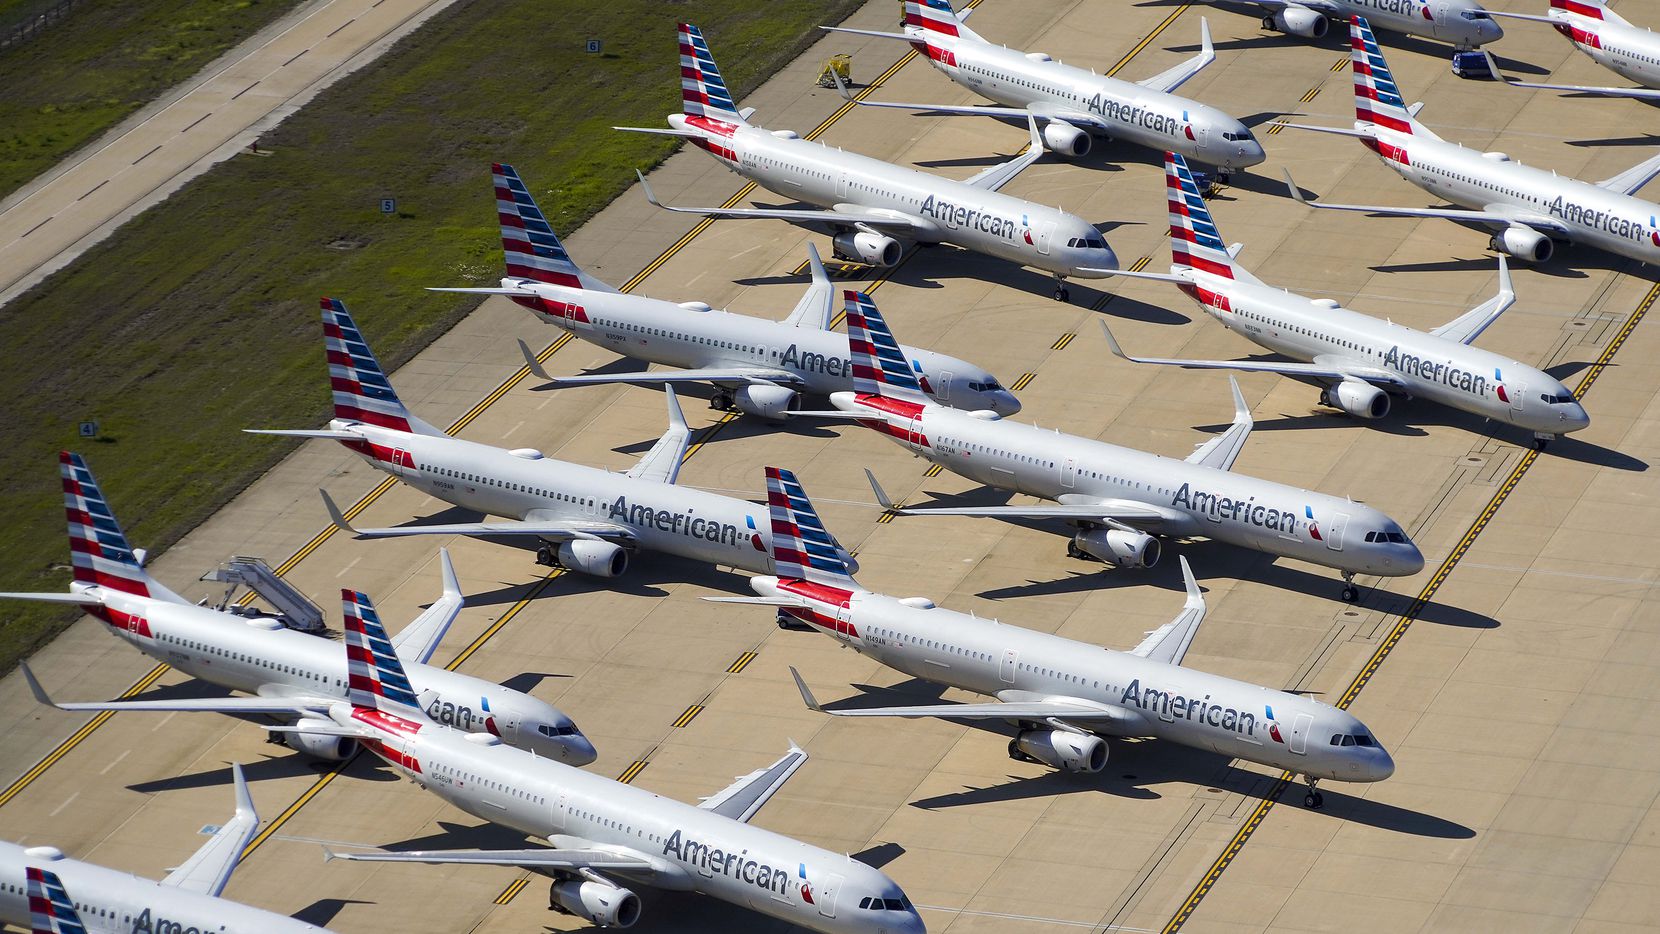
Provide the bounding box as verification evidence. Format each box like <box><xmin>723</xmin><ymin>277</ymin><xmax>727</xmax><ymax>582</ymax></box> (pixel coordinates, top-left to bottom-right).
<box><xmin>696</xmin><ymin>742</ymin><xmax>809</xmax><ymax>823</ymax></box>
<box><xmin>20</xmin><ymin>663</ymin><xmax>334</xmax><ymax>715</ymax></box>
<box><xmin>1486</xmin><ymin>48</ymin><xmax>1660</xmax><ymax>102</ymax></box>
<box><xmin>626</xmin><ymin>386</ymin><xmax>690</xmax><ymax>484</ymax></box>
<box><xmin>791</xmin><ymin>668</ymin><xmax>1131</xmax><ymax>722</ymax></box>
<box><xmin>515</xmin><ymin>338</ymin><xmax>798</xmax><ymax>390</ymax></box>
<box><xmin>1596</xmin><ymin>151</ymin><xmax>1660</xmax><ymax>197</ymax></box>
<box><xmin>1128</xmin><ymin>557</ymin><xmax>1207</xmax><ymax>667</ymax></box>
<box><xmin>783</xmin><ymin>242</ymin><xmax>835</xmax><ymax>329</ymax></box>
<box><xmin>962</xmin><ymin>114</ymin><xmax>1046</xmax><ymax>192</ymax></box>
<box><xmin>161</xmin><ymin>764</ymin><xmax>259</xmax><ymax>897</ymax></box>
<box><xmin>635</xmin><ymin>170</ymin><xmax>916</xmax><ymax>229</ymax></box>
<box><xmin>1237</xmin><ymin>0</ymin><xmax>1343</xmax><ymax>11</ymax></box>
<box><xmin>320</xmin><ymin>489</ymin><xmax>635</xmax><ymax>543</ymax></box>
<box><xmin>1135</xmin><ymin>18</ymin><xmax>1214</xmax><ymax>95</ymax></box>
<box><xmin>389</xmin><ymin>548</ymin><xmax>463</xmax><ymax>665</ymax></box>
<box><xmin>1098</xmin><ymin>320</ymin><xmax>1403</xmax><ymax>386</ymax></box>
<box><xmin>1429</xmin><ymin>255</ymin><xmax>1516</xmax><ymax>345</ymax></box>
<box><xmin>1184</xmin><ymin>376</ymin><xmax>1252</xmax><ymax>472</ymax></box>
<box><xmin>829</xmin><ymin>68</ymin><xmax>1108</xmax><ymax>131</ymax></box>
<box><xmin>1283</xmin><ymin>170</ymin><xmax>1569</xmax><ymax>231</ymax></box>
<box><xmin>327</xmin><ymin>845</ymin><xmax>654</xmax><ymax>872</ymax></box>
<box><xmin>863</xmin><ymin>467</ymin><xmax>1173</xmax><ymax>525</ymax></box>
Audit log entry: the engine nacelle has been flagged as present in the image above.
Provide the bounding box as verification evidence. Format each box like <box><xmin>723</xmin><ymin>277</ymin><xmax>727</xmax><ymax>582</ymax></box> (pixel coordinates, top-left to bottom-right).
<box><xmin>1269</xmin><ymin>7</ymin><xmax>1329</xmax><ymax>38</ymax></box>
<box><xmin>1040</xmin><ymin>119</ymin><xmax>1092</xmax><ymax>158</ymax></box>
<box><xmin>281</xmin><ymin>719</ymin><xmax>355</xmax><ymax>761</ymax></box>
<box><xmin>1014</xmin><ymin>729</ymin><xmax>1108</xmax><ymax>773</ymax></box>
<box><xmin>1331</xmin><ymin>379</ymin><xmax>1391</xmax><ymax>420</ymax></box>
<box><xmin>732</xmin><ymin>383</ymin><xmax>800</xmax><ymax>421</ymax></box>
<box><xmin>832</xmin><ymin>231</ymin><xmax>902</xmax><ymax>268</ymax></box>
<box><xmin>551</xmin><ymin>879</ymin><xmax>642</xmax><ymax>928</ymax></box>
<box><xmin>1492</xmin><ymin>226</ymin><xmax>1553</xmax><ymax>263</ymax></box>
<box><xmin>557</xmin><ymin>540</ymin><xmax>628</xmax><ymax>578</ymax></box>
<box><xmin>1073</xmin><ymin>528</ymin><xmax>1161</xmax><ymax>569</ymax></box>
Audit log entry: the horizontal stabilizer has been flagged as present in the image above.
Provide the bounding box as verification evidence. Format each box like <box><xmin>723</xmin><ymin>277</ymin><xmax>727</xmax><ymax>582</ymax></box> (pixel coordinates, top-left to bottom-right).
<box><xmin>244</xmin><ymin>429</ymin><xmax>366</xmax><ymax>441</ymax></box>
<box><xmin>0</xmin><ymin>590</ymin><xmax>106</xmax><ymax>605</ymax></box>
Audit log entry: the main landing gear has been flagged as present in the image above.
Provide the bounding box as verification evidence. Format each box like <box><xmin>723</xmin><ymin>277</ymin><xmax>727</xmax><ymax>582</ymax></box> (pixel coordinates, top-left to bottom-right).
<box><xmin>711</xmin><ymin>388</ymin><xmax>734</xmax><ymax>411</ymax></box>
<box><xmin>1301</xmin><ymin>775</ymin><xmax>1324</xmax><ymax>809</ymax></box>
<box><xmin>535</xmin><ymin>541</ymin><xmax>557</xmax><ymax>568</ymax></box>
<box><xmin>1340</xmin><ymin>571</ymin><xmax>1359</xmax><ymax>603</ymax></box>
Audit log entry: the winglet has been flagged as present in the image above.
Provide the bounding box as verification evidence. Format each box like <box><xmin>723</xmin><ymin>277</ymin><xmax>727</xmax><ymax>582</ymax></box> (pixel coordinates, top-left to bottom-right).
<box><xmin>831</xmin><ymin>67</ymin><xmax>856</xmax><ymax>102</ymax></box>
<box><xmin>1180</xmin><ymin>555</ymin><xmax>1202</xmax><ymax>611</ymax></box>
<box><xmin>1282</xmin><ymin>169</ymin><xmax>1309</xmax><ymax>206</ymax></box>
<box><xmin>636</xmin><ymin>169</ymin><xmax>662</xmax><ymax>208</ymax></box>
<box><xmin>864</xmin><ymin>468</ymin><xmax>896</xmax><ymax>510</ymax></box>
<box><xmin>230</xmin><ymin>762</ymin><xmax>254</xmax><ymax>827</ymax></box>
<box><xmin>322</xmin><ymin>846</ymin><xmax>341</xmax><ymax>864</ymax></box>
<box><xmin>665</xmin><ymin>384</ymin><xmax>689</xmax><ymax>435</ymax></box>
<box><xmin>1229</xmin><ymin>374</ymin><xmax>1247</xmax><ymax>421</ymax></box>
<box><xmin>438</xmin><ymin>547</ymin><xmax>460</xmax><ymax>600</ymax></box>
<box><xmin>1026</xmin><ymin>111</ymin><xmax>1042</xmax><ymax>154</ymax></box>
<box><xmin>320</xmin><ymin>489</ymin><xmax>359</xmax><ymax>535</ymax></box>
<box><xmin>1200</xmin><ymin>17</ymin><xmax>1213</xmax><ymax>61</ymax></box>
<box><xmin>1097</xmin><ymin>320</ymin><xmax>1131</xmax><ymax>361</ymax></box>
<box><xmin>790</xmin><ymin>666</ymin><xmax>825</xmax><ymax>712</ymax></box>
<box><xmin>518</xmin><ymin>339</ymin><xmax>553</xmax><ymax>382</ymax></box>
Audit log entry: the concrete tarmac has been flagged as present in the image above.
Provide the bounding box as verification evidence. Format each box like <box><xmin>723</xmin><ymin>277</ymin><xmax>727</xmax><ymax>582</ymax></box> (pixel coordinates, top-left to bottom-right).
<box><xmin>1</xmin><ymin>1</ymin><xmax>1657</xmax><ymax>932</ymax></box>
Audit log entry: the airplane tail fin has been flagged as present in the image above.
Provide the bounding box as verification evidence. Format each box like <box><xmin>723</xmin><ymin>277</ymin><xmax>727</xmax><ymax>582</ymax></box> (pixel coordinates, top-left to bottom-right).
<box><xmin>492</xmin><ymin>163</ymin><xmax>616</xmax><ymax>293</ymax></box>
<box><xmin>1165</xmin><ymin>152</ymin><xmax>1237</xmax><ymax>280</ymax></box>
<box><xmin>679</xmin><ymin>23</ymin><xmax>749</xmax><ymax>127</ymax></box>
<box><xmin>341</xmin><ymin>588</ymin><xmax>426</xmax><ymax>719</ymax></box>
<box><xmin>904</xmin><ymin>0</ymin><xmax>984</xmax><ymax>43</ymax></box>
<box><xmin>1350</xmin><ymin>17</ymin><xmax>1427</xmax><ymax>137</ymax></box>
<box><xmin>25</xmin><ymin>865</ymin><xmax>86</xmax><ymax>934</ymax></box>
<box><xmin>844</xmin><ymin>290</ymin><xmax>931</xmax><ymax>406</ymax></box>
<box><xmin>322</xmin><ymin>299</ymin><xmax>442</xmax><ymax>437</ymax></box>
<box><xmin>765</xmin><ymin>467</ymin><xmax>861</xmax><ymax>590</ymax></box>
<box><xmin>1553</xmin><ymin>0</ymin><xmax>1629</xmax><ymax>26</ymax></box>
<box><xmin>61</xmin><ymin>452</ymin><xmax>183</xmax><ymax>604</ymax></box>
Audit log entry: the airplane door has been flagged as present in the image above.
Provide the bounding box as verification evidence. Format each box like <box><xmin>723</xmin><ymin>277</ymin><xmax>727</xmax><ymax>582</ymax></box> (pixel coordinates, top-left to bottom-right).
<box><xmin>389</xmin><ymin>448</ymin><xmax>414</xmax><ymax>477</ymax></box>
<box><xmin>935</xmin><ymin>368</ymin><xmax>953</xmax><ymax>401</ymax></box>
<box><xmin>1324</xmin><ymin>512</ymin><xmax>1349</xmax><ymax>552</ymax></box>
<box><xmin>1431</xmin><ymin>2</ymin><xmax>1452</xmax><ymax>39</ymax></box>
<box><xmin>1035</xmin><ymin>222</ymin><xmax>1054</xmax><ymax>255</ymax></box>
<box><xmin>1288</xmin><ymin>713</ymin><xmax>1314</xmax><ymax>755</ymax></box>
<box><xmin>1000</xmin><ymin>650</ymin><xmax>1017</xmax><ymax>683</ymax></box>
<box><xmin>1508</xmin><ymin>381</ymin><xmax>1527</xmax><ymax>414</ymax></box>
<box><xmin>1061</xmin><ymin>456</ymin><xmax>1077</xmax><ymax>489</ymax></box>
<box><xmin>550</xmin><ymin>791</ymin><xmax>568</xmax><ymax>832</ymax></box>
<box><xmin>815</xmin><ymin>873</ymin><xmax>843</xmax><ymax>918</ymax></box>
<box><xmin>836</xmin><ymin>172</ymin><xmax>849</xmax><ymax>199</ymax></box>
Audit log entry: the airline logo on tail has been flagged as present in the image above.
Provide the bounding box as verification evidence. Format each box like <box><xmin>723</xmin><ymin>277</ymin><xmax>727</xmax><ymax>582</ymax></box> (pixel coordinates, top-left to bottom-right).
<box><xmin>765</xmin><ymin>467</ymin><xmax>859</xmax><ymax>635</ymax></box>
<box><xmin>902</xmin><ymin>1</ymin><xmax>963</xmax><ymax>65</ymax></box>
<box><xmin>61</xmin><ymin>451</ymin><xmax>150</xmax><ymax>600</ymax></box>
<box><xmin>1165</xmin><ymin>152</ymin><xmax>1235</xmax><ymax>282</ymax></box>
<box><xmin>26</xmin><ymin>866</ymin><xmax>86</xmax><ymax>934</ymax></box>
<box><xmin>494</xmin><ymin>163</ymin><xmax>584</xmax><ymax>291</ymax></box>
<box><xmin>679</xmin><ymin>23</ymin><xmax>744</xmax><ymax>136</ymax></box>
<box><xmin>322</xmin><ymin>299</ymin><xmax>415</xmax><ymax>433</ymax></box>
<box><xmin>1552</xmin><ymin>0</ymin><xmax>1605</xmax><ymax>20</ymax></box>
<box><xmin>343</xmin><ymin>590</ymin><xmax>422</xmax><ymax>711</ymax></box>
<box><xmin>1351</xmin><ymin>16</ymin><xmax>1414</xmax><ymax>136</ymax></box>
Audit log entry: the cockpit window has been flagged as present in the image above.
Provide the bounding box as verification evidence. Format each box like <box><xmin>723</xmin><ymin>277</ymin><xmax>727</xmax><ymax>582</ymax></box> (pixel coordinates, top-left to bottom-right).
<box><xmin>858</xmin><ymin>897</ymin><xmax>913</xmax><ymax>911</ymax></box>
<box><xmin>1221</xmin><ymin>130</ymin><xmax>1254</xmax><ymax>142</ymax></box>
<box><xmin>1331</xmin><ymin>732</ymin><xmax>1376</xmax><ymax>747</ymax></box>
<box><xmin>967</xmin><ymin>380</ymin><xmax>1004</xmax><ymax>393</ymax></box>
<box><xmin>1354</xmin><ymin>733</ymin><xmax>1374</xmax><ymax>747</ymax></box>
<box><xmin>1365</xmin><ymin>531</ymin><xmax>1408</xmax><ymax>544</ymax></box>
<box><xmin>1540</xmin><ymin>392</ymin><xmax>1575</xmax><ymax>405</ymax></box>
<box><xmin>538</xmin><ymin>724</ymin><xmax>578</xmax><ymax>737</ymax></box>
<box><xmin>1461</xmin><ymin>10</ymin><xmax>1490</xmax><ymax>19</ymax></box>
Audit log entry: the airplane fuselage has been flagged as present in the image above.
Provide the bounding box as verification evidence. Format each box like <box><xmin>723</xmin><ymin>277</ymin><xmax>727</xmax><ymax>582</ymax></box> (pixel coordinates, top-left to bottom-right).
<box><xmin>673</xmin><ymin>114</ymin><xmax>1119</xmax><ymax>277</ymax></box>
<box><xmin>69</xmin><ymin>586</ymin><xmax>592</xmax><ymax>762</ymax></box>
<box><xmin>1243</xmin><ymin>0</ymin><xmax>1501</xmax><ymax>47</ymax></box>
<box><xmin>765</xmin><ymin>580</ymin><xmax>1393</xmax><ymax>782</ymax></box>
<box><xmin>1186</xmin><ymin>272</ymin><xmax>1589</xmax><ymax>435</ymax></box>
<box><xmin>344</xmin><ymin>706</ymin><xmax>922</xmax><ymax>934</ymax></box>
<box><xmin>834</xmin><ymin>394</ymin><xmax>1422</xmax><ymax>577</ymax></box>
<box><xmin>1553</xmin><ymin>10</ymin><xmax>1660</xmax><ymax>89</ymax></box>
<box><xmin>0</xmin><ymin>841</ymin><xmax>325</xmax><ymax>934</ymax></box>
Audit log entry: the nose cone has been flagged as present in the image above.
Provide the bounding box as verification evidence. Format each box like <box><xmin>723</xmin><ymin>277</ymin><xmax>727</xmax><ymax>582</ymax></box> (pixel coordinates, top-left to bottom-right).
<box><xmin>1086</xmin><ymin>243</ymin><xmax>1121</xmax><ymax>274</ymax></box>
<box><xmin>563</xmin><ymin>731</ymin><xmax>598</xmax><ymax>766</ymax></box>
<box><xmin>1565</xmin><ymin>401</ymin><xmax>1591</xmax><ymax>433</ymax></box>
<box><xmin>992</xmin><ymin>390</ymin><xmax>1022</xmax><ymax>416</ymax></box>
<box><xmin>1397</xmin><ymin>540</ymin><xmax>1426</xmax><ymax>576</ymax></box>
<box><xmin>1237</xmin><ymin>138</ymin><xmax>1267</xmax><ymax>169</ymax></box>
<box><xmin>1372</xmin><ymin>746</ymin><xmax>1396</xmax><ymax>781</ymax></box>
<box><xmin>1480</xmin><ymin>18</ymin><xmax>1504</xmax><ymax>44</ymax></box>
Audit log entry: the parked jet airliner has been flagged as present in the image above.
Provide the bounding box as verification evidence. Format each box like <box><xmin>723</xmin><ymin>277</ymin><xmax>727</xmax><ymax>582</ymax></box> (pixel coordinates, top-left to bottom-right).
<box><xmin>827</xmin><ymin>291</ymin><xmax>1423</xmax><ymax>600</ymax></box>
<box><xmin>1198</xmin><ymin>0</ymin><xmax>1500</xmax><ymax>46</ymax></box>
<box><xmin>1100</xmin><ymin>152</ymin><xmax>1589</xmax><ymax>448</ymax></box>
<box><xmin>1286</xmin><ymin>16</ymin><xmax>1660</xmax><ymax>266</ymax></box>
<box><xmin>0</xmin><ymin>766</ymin><xmax>329</xmax><ymax>933</ymax></box>
<box><xmin>1</xmin><ymin>452</ymin><xmax>594</xmax><ymax>764</ymax></box>
<box><xmin>252</xmin><ymin>300</ymin><xmax>855</xmax><ymax>579</ymax></box>
<box><xmin>1491</xmin><ymin>0</ymin><xmax>1660</xmax><ymax>99</ymax></box>
<box><xmin>435</xmin><ymin>163</ymin><xmax>1018</xmax><ymax>418</ymax></box>
<box><xmin>713</xmin><ymin>468</ymin><xmax>1393</xmax><ymax>807</ymax></box>
<box><xmin>619</xmin><ymin>22</ymin><xmax>1120</xmax><ymax>301</ymax></box>
<box><xmin>825</xmin><ymin>2</ymin><xmax>1265</xmax><ymax>174</ymax></box>
<box><xmin>110</xmin><ymin>589</ymin><xmax>927</xmax><ymax>932</ymax></box>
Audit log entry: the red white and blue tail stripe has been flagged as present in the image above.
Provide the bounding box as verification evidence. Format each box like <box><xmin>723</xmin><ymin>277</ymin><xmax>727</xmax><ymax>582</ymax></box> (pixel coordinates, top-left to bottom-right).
<box><xmin>766</xmin><ymin>467</ymin><xmax>858</xmax><ymax>589</ymax></box>
<box><xmin>903</xmin><ymin>1</ymin><xmax>981</xmax><ymax>42</ymax></box>
<box><xmin>680</xmin><ymin>23</ymin><xmax>745</xmax><ymax>125</ymax></box>
<box><xmin>1553</xmin><ymin>0</ymin><xmax>1623</xmax><ymax>24</ymax></box>
<box><xmin>1351</xmin><ymin>17</ymin><xmax>1416</xmax><ymax>136</ymax></box>
<box><xmin>26</xmin><ymin>866</ymin><xmax>86</xmax><ymax>934</ymax></box>
<box><xmin>845</xmin><ymin>291</ymin><xmax>930</xmax><ymax>405</ymax></box>
<box><xmin>62</xmin><ymin>452</ymin><xmax>149</xmax><ymax>598</ymax></box>
<box><xmin>494</xmin><ymin>163</ymin><xmax>582</xmax><ymax>288</ymax></box>
<box><xmin>1166</xmin><ymin>152</ymin><xmax>1235</xmax><ymax>280</ymax></box>
<box><xmin>322</xmin><ymin>299</ymin><xmax>419</xmax><ymax>433</ymax></box>
<box><xmin>343</xmin><ymin>589</ymin><xmax>422</xmax><ymax>714</ymax></box>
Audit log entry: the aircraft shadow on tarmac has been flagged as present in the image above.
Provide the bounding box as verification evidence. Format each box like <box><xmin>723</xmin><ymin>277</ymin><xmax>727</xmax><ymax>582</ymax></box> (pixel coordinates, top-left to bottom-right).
<box><xmin>1568</xmin><ymin>133</ymin><xmax>1660</xmax><ymax>147</ymax></box>
<box><xmin>125</xmin><ymin>752</ymin><xmax>362</xmax><ymax>794</ymax></box>
<box><xmin>290</xmin><ymin>900</ymin><xmax>372</xmax><ymax>928</ymax></box>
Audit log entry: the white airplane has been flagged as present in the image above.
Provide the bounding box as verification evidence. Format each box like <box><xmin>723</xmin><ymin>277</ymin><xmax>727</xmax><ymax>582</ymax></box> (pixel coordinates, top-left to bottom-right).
<box><xmin>0</xmin><ymin>765</ymin><xmax>330</xmax><ymax>933</ymax></box>
<box><xmin>1489</xmin><ymin>0</ymin><xmax>1660</xmax><ymax>99</ymax></box>
<box><xmin>823</xmin><ymin>2</ymin><xmax>1266</xmax><ymax>174</ymax></box>
<box><xmin>711</xmin><ymin>468</ymin><xmax>1393</xmax><ymax>808</ymax></box>
<box><xmin>618</xmin><ymin>22</ymin><xmax>1121</xmax><ymax>302</ymax></box>
<box><xmin>252</xmin><ymin>299</ymin><xmax>855</xmax><ymax>579</ymax></box>
<box><xmin>434</xmin><ymin>163</ymin><xmax>1019</xmax><ymax>419</ymax></box>
<box><xmin>827</xmin><ymin>291</ymin><xmax>1424</xmax><ymax>601</ymax></box>
<box><xmin>1099</xmin><ymin>151</ymin><xmax>1590</xmax><ymax>448</ymax></box>
<box><xmin>0</xmin><ymin>452</ymin><xmax>595</xmax><ymax>765</ymax></box>
<box><xmin>1201</xmin><ymin>0</ymin><xmax>1501</xmax><ymax>46</ymax></box>
<box><xmin>1285</xmin><ymin>16</ymin><xmax>1660</xmax><ymax>266</ymax></box>
<box><xmin>135</xmin><ymin>588</ymin><xmax>927</xmax><ymax>932</ymax></box>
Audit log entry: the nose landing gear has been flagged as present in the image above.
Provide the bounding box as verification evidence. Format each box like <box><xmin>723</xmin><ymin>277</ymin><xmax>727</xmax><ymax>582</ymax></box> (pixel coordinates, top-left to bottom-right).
<box><xmin>1340</xmin><ymin>571</ymin><xmax>1358</xmax><ymax>603</ymax></box>
<box><xmin>1300</xmin><ymin>775</ymin><xmax>1324</xmax><ymax>809</ymax></box>
<box><xmin>1533</xmin><ymin>431</ymin><xmax>1553</xmax><ymax>451</ymax></box>
<box><xmin>1052</xmin><ymin>274</ymin><xmax>1071</xmax><ymax>303</ymax></box>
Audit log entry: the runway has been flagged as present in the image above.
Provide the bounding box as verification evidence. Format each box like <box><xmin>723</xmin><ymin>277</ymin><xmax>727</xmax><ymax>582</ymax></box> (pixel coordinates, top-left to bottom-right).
<box><xmin>2</xmin><ymin>1</ymin><xmax>1657</xmax><ymax>931</ymax></box>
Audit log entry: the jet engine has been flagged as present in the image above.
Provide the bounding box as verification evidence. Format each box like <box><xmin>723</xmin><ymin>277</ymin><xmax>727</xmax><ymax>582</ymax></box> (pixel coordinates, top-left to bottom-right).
<box><xmin>832</xmin><ymin>231</ymin><xmax>902</xmax><ymax>268</ymax></box>
<box><xmin>280</xmin><ymin>719</ymin><xmax>355</xmax><ymax>760</ymax></box>
<box><xmin>555</xmin><ymin>540</ymin><xmax>628</xmax><ymax>578</ymax></box>
<box><xmin>1268</xmin><ymin>6</ymin><xmax>1329</xmax><ymax>38</ymax></box>
<box><xmin>550</xmin><ymin>879</ymin><xmax>642</xmax><ymax>928</ymax></box>
<box><xmin>1012</xmin><ymin>729</ymin><xmax>1108</xmax><ymax>773</ymax></box>
<box><xmin>1040</xmin><ymin>119</ymin><xmax>1092</xmax><ymax>158</ymax></box>
<box><xmin>1491</xmin><ymin>226</ymin><xmax>1553</xmax><ymax>263</ymax></box>
<box><xmin>1072</xmin><ymin>528</ymin><xmax>1161</xmax><ymax>569</ymax></box>
<box><xmin>732</xmin><ymin>384</ymin><xmax>800</xmax><ymax>421</ymax></box>
<box><xmin>1329</xmin><ymin>379</ymin><xmax>1391</xmax><ymax>420</ymax></box>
